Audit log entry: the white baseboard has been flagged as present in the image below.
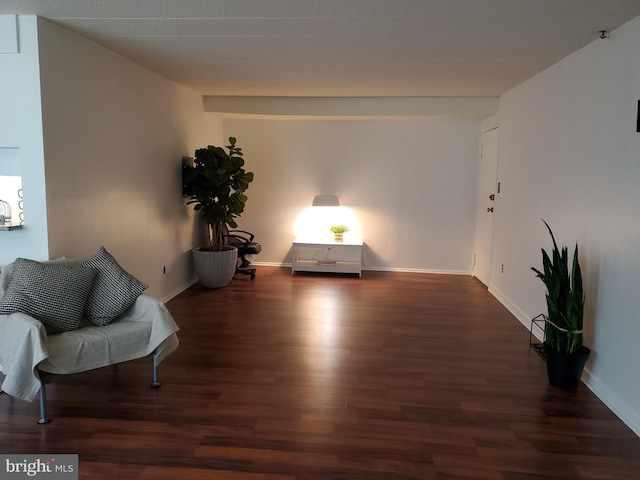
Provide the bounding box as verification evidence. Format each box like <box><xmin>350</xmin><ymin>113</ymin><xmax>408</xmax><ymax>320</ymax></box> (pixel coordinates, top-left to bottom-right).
<box><xmin>488</xmin><ymin>284</ymin><xmax>538</xmax><ymax>335</ymax></box>
<box><xmin>252</xmin><ymin>262</ymin><xmax>472</xmax><ymax>276</ymax></box>
<box><xmin>582</xmin><ymin>369</ymin><xmax>640</xmax><ymax>437</ymax></box>
<box><xmin>162</xmin><ymin>277</ymin><xmax>198</xmax><ymax>303</ymax></box>
<box><xmin>488</xmin><ymin>284</ymin><xmax>640</xmax><ymax>438</ymax></box>
<box><xmin>363</xmin><ymin>266</ymin><xmax>472</xmax><ymax>275</ymax></box>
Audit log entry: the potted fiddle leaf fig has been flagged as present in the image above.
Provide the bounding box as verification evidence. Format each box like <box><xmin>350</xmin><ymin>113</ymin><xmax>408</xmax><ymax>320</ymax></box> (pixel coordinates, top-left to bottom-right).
<box><xmin>182</xmin><ymin>137</ymin><xmax>254</xmax><ymax>288</ymax></box>
<box><xmin>532</xmin><ymin>220</ymin><xmax>590</xmax><ymax>389</ymax></box>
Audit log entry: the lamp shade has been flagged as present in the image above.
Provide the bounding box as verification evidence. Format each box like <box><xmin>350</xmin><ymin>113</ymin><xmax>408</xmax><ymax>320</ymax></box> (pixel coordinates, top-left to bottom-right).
<box><xmin>312</xmin><ymin>195</ymin><xmax>340</xmax><ymax>207</ymax></box>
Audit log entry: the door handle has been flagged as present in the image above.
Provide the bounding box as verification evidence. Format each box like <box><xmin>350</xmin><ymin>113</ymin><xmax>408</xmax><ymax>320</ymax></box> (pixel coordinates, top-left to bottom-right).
<box><xmin>487</xmin><ymin>207</ymin><xmax>494</xmax><ymax>213</ymax></box>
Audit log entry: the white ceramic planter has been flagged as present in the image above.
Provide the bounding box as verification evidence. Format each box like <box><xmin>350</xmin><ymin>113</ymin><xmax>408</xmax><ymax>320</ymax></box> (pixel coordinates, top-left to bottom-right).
<box><xmin>192</xmin><ymin>246</ymin><xmax>238</xmax><ymax>288</ymax></box>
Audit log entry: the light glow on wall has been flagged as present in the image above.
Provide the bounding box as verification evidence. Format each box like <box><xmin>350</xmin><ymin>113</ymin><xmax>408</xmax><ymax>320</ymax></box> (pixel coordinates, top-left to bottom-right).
<box><xmin>293</xmin><ymin>205</ymin><xmax>360</xmax><ymax>241</ymax></box>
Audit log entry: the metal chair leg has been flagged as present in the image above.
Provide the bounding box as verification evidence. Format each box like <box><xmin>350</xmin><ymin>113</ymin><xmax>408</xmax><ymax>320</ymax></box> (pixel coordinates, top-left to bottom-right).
<box><xmin>151</xmin><ymin>350</ymin><xmax>161</xmax><ymax>388</ymax></box>
<box><xmin>38</xmin><ymin>383</ymin><xmax>51</xmax><ymax>424</ymax></box>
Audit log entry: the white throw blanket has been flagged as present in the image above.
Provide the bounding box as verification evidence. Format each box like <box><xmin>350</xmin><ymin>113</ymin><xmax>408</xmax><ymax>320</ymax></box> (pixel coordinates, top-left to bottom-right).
<box><xmin>0</xmin><ymin>259</ymin><xmax>179</xmax><ymax>402</ymax></box>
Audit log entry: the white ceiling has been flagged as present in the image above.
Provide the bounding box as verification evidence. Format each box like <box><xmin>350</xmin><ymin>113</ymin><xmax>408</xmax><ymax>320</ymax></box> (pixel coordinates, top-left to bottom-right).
<box><xmin>2</xmin><ymin>0</ymin><xmax>640</xmax><ymax>97</ymax></box>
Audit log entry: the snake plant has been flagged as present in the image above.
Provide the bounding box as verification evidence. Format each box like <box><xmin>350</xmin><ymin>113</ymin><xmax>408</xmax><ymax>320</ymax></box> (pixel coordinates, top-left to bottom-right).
<box><xmin>531</xmin><ymin>220</ymin><xmax>584</xmax><ymax>354</ymax></box>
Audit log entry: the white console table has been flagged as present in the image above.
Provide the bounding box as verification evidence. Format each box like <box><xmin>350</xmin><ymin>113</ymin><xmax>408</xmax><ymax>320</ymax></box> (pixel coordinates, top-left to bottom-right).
<box><xmin>292</xmin><ymin>238</ymin><xmax>363</xmax><ymax>277</ymax></box>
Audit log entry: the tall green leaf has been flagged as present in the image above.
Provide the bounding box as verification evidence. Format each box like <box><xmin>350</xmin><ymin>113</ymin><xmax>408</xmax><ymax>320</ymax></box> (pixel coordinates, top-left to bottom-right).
<box><xmin>531</xmin><ymin>220</ymin><xmax>584</xmax><ymax>354</ymax></box>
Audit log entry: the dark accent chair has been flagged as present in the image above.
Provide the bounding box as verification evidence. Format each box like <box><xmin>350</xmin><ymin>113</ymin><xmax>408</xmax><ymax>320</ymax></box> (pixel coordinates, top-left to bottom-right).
<box><xmin>224</xmin><ymin>229</ymin><xmax>262</xmax><ymax>280</ymax></box>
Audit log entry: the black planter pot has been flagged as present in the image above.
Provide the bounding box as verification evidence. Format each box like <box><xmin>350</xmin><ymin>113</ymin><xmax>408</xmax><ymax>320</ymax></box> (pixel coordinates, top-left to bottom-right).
<box><xmin>544</xmin><ymin>344</ymin><xmax>591</xmax><ymax>389</ymax></box>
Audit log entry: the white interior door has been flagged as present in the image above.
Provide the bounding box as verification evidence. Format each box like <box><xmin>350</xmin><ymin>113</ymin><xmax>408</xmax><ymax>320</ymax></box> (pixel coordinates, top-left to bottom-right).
<box><xmin>473</xmin><ymin>127</ymin><xmax>499</xmax><ymax>286</ymax></box>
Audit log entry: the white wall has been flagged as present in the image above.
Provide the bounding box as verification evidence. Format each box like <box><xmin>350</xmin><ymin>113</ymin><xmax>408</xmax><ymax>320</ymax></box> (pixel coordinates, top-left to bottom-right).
<box><xmin>0</xmin><ymin>16</ymin><xmax>49</xmax><ymax>264</ymax></box>
<box><xmin>490</xmin><ymin>15</ymin><xmax>640</xmax><ymax>435</ymax></box>
<box><xmin>223</xmin><ymin>118</ymin><xmax>480</xmax><ymax>273</ymax></box>
<box><xmin>36</xmin><ymin>18</ymin><xmax>222</xmax><ymax>300</ymax></box>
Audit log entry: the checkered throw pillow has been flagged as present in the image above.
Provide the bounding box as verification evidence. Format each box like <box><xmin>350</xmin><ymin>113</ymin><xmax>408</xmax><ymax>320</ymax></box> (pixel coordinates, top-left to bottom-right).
<box><xmin>0</xmin><ymin>257</ymin><xmax>98</xmax><ymax>332</ymax></box>
<box><xmin>81</xmin><ymin>247</ymin><xmax>148</xmax><ymax>326</ymax></box>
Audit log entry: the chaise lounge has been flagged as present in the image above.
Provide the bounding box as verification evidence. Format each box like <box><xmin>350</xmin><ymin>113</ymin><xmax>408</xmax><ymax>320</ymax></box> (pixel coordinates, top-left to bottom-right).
<box><xmin>0</xmin><ymin>248</ymin><xmax>179</xmax><ymax>424</ymax></box>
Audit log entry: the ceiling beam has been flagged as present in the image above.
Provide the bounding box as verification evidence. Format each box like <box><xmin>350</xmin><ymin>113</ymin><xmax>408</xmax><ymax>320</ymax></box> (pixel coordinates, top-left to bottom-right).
<box><xmin>203</xmin><ymin>96</ymin><xmax>499</xmax><ymax>120</ymax></box>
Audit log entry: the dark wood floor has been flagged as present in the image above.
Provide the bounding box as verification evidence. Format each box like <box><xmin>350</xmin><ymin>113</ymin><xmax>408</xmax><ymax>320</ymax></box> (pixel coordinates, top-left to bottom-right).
<box><xmin>2</xmin><ymin>267</ymin><xmax>640</xmax><ymax>479</ymax></box>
